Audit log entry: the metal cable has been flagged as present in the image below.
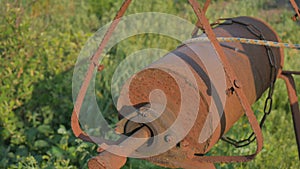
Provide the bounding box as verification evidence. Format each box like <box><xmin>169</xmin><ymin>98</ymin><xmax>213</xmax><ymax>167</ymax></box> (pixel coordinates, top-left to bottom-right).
<box><xmin>184</xmin><ymin>37</ymin><xmax>300</xmax><ymax>49</ymax></box>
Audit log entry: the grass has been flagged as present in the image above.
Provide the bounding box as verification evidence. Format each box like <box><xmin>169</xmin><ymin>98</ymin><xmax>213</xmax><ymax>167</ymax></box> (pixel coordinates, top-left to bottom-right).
<box><xmin>0</xmin><ymin>0</ymin><xmax>299</xmax><ymax>168</ymax></box>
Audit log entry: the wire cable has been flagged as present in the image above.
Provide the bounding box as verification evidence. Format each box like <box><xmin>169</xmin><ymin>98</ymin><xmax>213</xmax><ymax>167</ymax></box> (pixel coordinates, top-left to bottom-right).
<box><xmin>184</xmin><ymin>37</ymin><xmax>300</xmax><ymax>49</ymax></box>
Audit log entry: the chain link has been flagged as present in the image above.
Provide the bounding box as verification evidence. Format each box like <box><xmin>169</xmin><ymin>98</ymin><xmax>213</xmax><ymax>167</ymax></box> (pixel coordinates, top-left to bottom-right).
<box><xmin>220</xmin><ymin>19</ymin><xmax>278</xmax><ymax>148</ymax></box>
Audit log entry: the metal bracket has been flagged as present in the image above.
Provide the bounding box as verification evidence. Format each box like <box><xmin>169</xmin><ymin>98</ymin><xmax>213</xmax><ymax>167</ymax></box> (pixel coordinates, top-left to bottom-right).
<box><xmin>290</xmin><ymin>0</ymin><xmax>300</xmax><ymax>21</ymax></box>
<box><xmin>280</xmin><ymin>70</ymin><xmax>300</xmax><ymax>159</ymax></box>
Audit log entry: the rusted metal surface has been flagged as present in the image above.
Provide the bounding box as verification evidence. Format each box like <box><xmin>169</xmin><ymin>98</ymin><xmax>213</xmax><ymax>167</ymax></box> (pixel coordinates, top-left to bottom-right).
<box><xmin>191</xmin><ymin>0</ymin><xmax>211</xmax><ymax>37</ymax></box>
<box><xmin>116</xmin><ymin>16</ymin><xmax>283</xmax><ymax>168</ymax></box>
<box><xmin>71</xmin><ymin>0</ymin><xmax>132</xmax><ymax>143</ymax></box>
<box><xmin>188</xmin><ymin>0</ymin><xmax>280</xmax><ymax>163</ymax></box>
<box><xmin>280</xmin><ymin>71</ymin><xmax>300</xmax><ymax>159</ymax></box>
<box><xmin>88</xmin><ymin>126</ymin><xmax>151</xmax><ymax>169</ymax></box>
<box><xmin>290</xmin><ymin>0</ymin><xmax>300</xmax><ymax>21</ymax></box>
<box><xmin>70</xmin><ymin>0</ymin><xmax>300</xmax><ymax>169</ymax></box>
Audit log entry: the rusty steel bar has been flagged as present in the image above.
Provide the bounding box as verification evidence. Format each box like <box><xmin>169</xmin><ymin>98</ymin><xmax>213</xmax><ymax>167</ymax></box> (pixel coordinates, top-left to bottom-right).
<box><xmin>71</xmin><ymin>0</ymin><xmax>132</xmax><ymax>142</ymax></box>
<box><xmin>282</xmin><ymin>70</ymin><xmax>300</xmax><ymax>75</ymax></box>
<box><xmin>88</xmin><ymin>126</ymin><xmax>151</xmax><ymax>169</ymax></box>
<box><xmin>280</xmin><ymin>71</ymin><xmax>300</xmax><ymax>159</ymax></box>
<box><xmin>290</xmin><ymin>0</ymin><xmax>300</xmax><ymax>21</ymax></box>
<box><xmin>191</xmin><ymin>0</ymin><xmax>211</xmax><ymax>37</ymax></box>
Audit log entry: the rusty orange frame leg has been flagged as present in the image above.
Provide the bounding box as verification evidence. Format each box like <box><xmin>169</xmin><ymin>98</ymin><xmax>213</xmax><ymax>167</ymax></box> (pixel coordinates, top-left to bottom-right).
<box><xmin>280</xmin><ymin>71</ymin><xmax>300</xmax><ymax>159</ymax></box>
<box><xmin>290</xmin><ymin>0</ymin><xmax>300</xmax><ymax>21</ymax></box>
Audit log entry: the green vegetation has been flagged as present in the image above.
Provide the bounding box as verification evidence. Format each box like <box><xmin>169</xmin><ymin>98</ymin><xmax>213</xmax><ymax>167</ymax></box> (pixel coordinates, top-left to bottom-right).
<box><xmin>0</xmin><ymin>0</ymin><xmax>299</xmax><ymax>168</ymax></box>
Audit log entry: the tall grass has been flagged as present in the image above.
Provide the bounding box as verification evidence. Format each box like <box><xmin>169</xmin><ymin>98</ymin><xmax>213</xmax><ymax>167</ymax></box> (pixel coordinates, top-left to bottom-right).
<box><xmin>0</xmin><ymin>0</ymin><xmax>299</xmax><ymax>168</ymax></box>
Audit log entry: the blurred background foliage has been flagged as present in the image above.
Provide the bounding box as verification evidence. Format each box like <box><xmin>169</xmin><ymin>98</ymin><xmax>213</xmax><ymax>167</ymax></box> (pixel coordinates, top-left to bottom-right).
<box><xmin>0</xmin><ymin>0</ymin><xmax>299</xmax><ymax>168</ymax></box>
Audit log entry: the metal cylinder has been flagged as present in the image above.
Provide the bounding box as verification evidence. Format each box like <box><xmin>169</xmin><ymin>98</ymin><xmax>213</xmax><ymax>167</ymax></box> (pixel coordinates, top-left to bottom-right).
<box><xmin>116</xmin><ymin>16</ymin><xmax>284</xmax><ymax>168</ymax></box>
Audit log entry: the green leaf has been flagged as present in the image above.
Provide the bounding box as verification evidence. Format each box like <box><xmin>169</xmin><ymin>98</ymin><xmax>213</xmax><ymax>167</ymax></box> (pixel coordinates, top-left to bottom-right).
<box><xmin>34</xmin><ymin>140</ymin><xmax>49</xmax><ymax>148</ymax></box>
<box><xmin>50</xmin><ymin>146</ymin><xmax>64</xmax><ymax>158</ymax></box>
<box><xmin>57</xmin><ymin>125</ymin><xmax>67</xmax><ymax>135</ymax></box>
<box><xmin>37</xmin><ymin>125</ymin><xmax>53</xmax><ymax>136</ymax></box>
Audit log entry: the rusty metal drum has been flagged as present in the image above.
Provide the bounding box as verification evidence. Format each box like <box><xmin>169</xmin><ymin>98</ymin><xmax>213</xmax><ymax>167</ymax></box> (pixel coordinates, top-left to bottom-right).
<box><xmin>115</xmin><ymin>16</ymin><xmax>284</xmax><ymax>168</ymax></box>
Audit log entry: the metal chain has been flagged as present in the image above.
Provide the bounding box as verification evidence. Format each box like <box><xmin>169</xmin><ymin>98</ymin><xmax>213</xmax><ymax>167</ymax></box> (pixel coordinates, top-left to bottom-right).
<box><xmin>220</xmin><ymin>19</ymin><xmax>278</xmax><ymax>148</ymax></box>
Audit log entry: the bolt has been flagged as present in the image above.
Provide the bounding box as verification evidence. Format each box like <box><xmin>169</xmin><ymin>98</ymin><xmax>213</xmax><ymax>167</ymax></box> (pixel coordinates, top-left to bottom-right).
<box><xmin>138</xmin><ymin>107</ymin><xmax>149</xmax><ymax>117</ymax></box>
<box><xmin>181</xmin><ymin>139</ymin><xmax>190</xmax><ymax>147</ymax></box>
<box><xmin>226</xmin><ymin>87</ymin><xmax>234</xmax><ymax>96</ymax></box>
<box><xmin>97</xmin><ymin>64</ymin><xmax>104</xmax><ymax>72</ymax></box>
<box><xmin>234</xmin><ymin>80</ymin><xmax>242</xmax><ymax>88</ymax></box>
<box><xmin>164</xmin><ymin>135</ymin><xmax>174</xmax><ymax>143</ymax></box>
<box><xmin>140</xmin><ymin>111</ymin><xmax>148</xmax><ymax>117</ymax></box>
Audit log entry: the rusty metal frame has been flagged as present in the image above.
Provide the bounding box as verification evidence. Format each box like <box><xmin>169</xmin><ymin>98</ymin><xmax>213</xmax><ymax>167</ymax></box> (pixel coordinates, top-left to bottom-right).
<box><xmin>71</xmin><ymin>0</ymin><xmax>300</xmax><ymax>167</ymax></box>
<box><xmin>280</xmin><ymin>71</ymin><xmax>300</xmax><ymax>159</ymax></box>
<box><xmin>290</xmin><ymin>0</ymin><xmax>300</xmax><ymax>21</ymax></box>
<box><xmin>71</xmin><ymin>0</ymin><xmax>263</xmax><ymax>163</ymax></box>
<box><xmin>71</xmin><ymin>0</ymin><xmax>132</xmax><ymax>143</ymax></box>
<box><xmin>188</xmin><ymin>0</ymin><xmax>263</xmax><ymax>163</ymax></box>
